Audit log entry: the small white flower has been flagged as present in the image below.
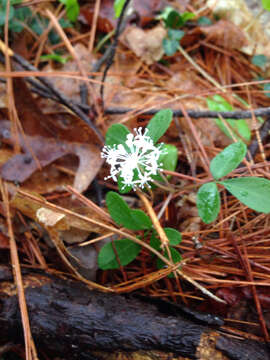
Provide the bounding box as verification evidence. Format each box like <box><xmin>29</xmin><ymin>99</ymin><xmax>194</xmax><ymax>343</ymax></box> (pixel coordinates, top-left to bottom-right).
<box><xmin>101</xmin><ymin>127</ymin><xmax>165</xmax><ymax>189</ymax></box>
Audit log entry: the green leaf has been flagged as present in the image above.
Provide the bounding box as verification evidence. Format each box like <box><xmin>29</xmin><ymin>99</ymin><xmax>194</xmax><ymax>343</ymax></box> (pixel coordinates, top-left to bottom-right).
<box><xmin>106</xmin><ymin>191</ymin><xmax>152</xmax><ymax>230</ymax></box>
<box><xmin>98</xmin><ymin>239</ymin><xmax>141</xmax><ymax>270</ymax></box>
<box><xmin>0</xmin><ymin>3</ymin><xmax>14</xmax><ymax>26</ymax></box>
<box><xmin>59</xmin><ymin>0</ymin><xmax>79</xmax><ymax>22</ymax></box>
<box><xmin>206</xmin><ymin>95</ymin><xmax>251</xmax><ymax>141</ymax></box>
<box><xmin>210</xmin><ymin>142</ymin><xmax>247</xmax><ymax>180</ymax></box>
<box><xmin>105</xmin><ymin>124</ymin><xmax>130</xmax><ymax>147</ymax></box>
<box><xmin>181</xmin><ymin>12</ymin><xmax>195</xmax><ymax>23</ymax></box>
<box><xmin>197</xmin><ymin>16</ymin><xmax>212</xmax><ymax>25</ymax></box>
<box><xmin>165</xmin><ymin>228</ymin><xmax>182</xmax><ymax>245</ymax></box>
<box><xmin>252</xmin><ymin>54</ymin><xmax>267</xmax><ymax>68</ymax></box>
<box><xmin>156</xmin><ymin>247</ymin><xmax>182</xmax><ymax>278</ymax></box>
<box><xmin>114</xmin><ymin>0</ymin><xmax>125</xmax><ymax>18</ymax></box>
<box><xmin>262</xmin><ymin>0</ymin><xmax>270</xmax><ymax>11</ymax></box>
<box><xmin>163</xmin><ymin>38</ymin><xmax>179</xmax><ymax>56</ymax></box>
<box><xmin>197</xmin><ymin>182</ymin><xmax>220</xmax><ymax>224</ymax></box>
<box><xmin>159</xmin><ymin>144</ymin><xmax>178</xmax><ymax>171</ymax></box>
<box><xmin>263</xmin><ymin>83</ymin><xmax>270</xmax><ymax>98</ymax></box>
<box><xmin>150</xmin><ymin>227</ymin><xmax>182</xmax><ymax>250</ymax></box>
<box><xmin>117</xmin><ymin>176</ymin><xmax>133</xmax><ymax>194</ymax></box>
<box><xmin>220</xmin><ymin>177</ymin><xmax>270</xmax><ymax>213</ymax></box>
<box><xmin>151</xmin><ymin>144</ymin><xmax>178</xmax><ymax>183</ymax></box>
<box><xmin>146</xmin><ymin>109</ymin><xmax>173</xmax><ymax>143</ymax></box>
<box><xmin>165</xmin><ymin>9</ymin><xmax>183</xmax><ymax>28</ymax></box>
<box><xmin>167</xmin><ymin>28</ymin><xmax>185</xmax><ymax>41</ymax></box>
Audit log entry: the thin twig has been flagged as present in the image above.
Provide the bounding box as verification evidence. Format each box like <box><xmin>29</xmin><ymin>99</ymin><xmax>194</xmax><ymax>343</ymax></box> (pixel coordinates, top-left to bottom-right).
<box><xmin>104</xmin><ymin>106</ymin><xmax>270</xmax><ymax>120</ymax></box>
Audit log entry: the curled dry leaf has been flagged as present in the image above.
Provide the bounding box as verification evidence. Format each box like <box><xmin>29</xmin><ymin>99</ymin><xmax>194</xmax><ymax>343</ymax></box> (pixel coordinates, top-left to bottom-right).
<box><xmin>36</xmin><ymin>208</ymin><xmax>65</xmax><ymax>227</ymax></box>
<box><xmin>11</xmin><ymin>191</ymin><xmax>110</xmax><ymax>236</ymax></box>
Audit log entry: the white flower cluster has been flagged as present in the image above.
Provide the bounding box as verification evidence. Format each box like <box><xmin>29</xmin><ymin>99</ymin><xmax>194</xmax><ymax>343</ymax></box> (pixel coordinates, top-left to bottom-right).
<box><xmin>101</xmin><ymin>128</ymin><xmax>165</xmax><ymax>189</ymax></box>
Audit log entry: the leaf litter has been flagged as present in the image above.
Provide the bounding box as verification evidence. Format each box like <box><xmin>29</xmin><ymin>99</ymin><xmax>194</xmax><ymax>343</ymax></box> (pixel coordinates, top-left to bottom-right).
<box><xmin>1</xmin><ymin>0</ymin><xmax>270</xmax><ymax>354</ymax></box>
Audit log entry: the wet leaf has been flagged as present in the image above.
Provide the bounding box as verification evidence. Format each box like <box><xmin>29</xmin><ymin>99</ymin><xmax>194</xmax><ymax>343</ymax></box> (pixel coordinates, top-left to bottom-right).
<box><xmin>197</xmin><ymin>182</ymin><xmax>220</xmax><ymax>224</ymax></box>
<box><xmin>150</xmin><ymin>228</ymin><xmax>182</xmax><ymax>250</ymax></box>
<box><xmin>105</xmin><ymin>124</ymin><xmax>130</xmax><ymax>148</ymax></box>
<box><xmin>252</xmin><ymin>54</ymin><xmax>267</xmax><ymax>68</ymax></box>
<box><xmin>210</xmin><ymin>142</ymin><xmax>247</xmax><ymax>180</ymax></box>
<box><xmin>98</xmin><ymin>239</ymin><xmax>141</xmax><ymax>270</ymax></box>
<box><xmin>220</xmin><ymin>177</ymin><xmax>270</xmax><ymax>213</ymax></box>
<box><xmin>146</xmin><ymin>109</ymin><xmax>173</xmax><ymax>143</ymax></box>
<box><xmin>106</xmin><ymin>191</ymin><xmax>152</xmax><ymax>230</ymax></box>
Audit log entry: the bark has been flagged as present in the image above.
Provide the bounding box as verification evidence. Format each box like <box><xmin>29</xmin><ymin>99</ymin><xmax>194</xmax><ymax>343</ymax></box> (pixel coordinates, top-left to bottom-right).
<box><xmin>0</xmin><ymin>266</ymin><xmax>269</xmax><ymax>360</ymax></box>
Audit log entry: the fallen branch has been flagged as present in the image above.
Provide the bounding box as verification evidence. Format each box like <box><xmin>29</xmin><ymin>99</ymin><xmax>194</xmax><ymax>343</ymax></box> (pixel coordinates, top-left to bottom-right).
<box><xmin>0</xmin><ymin>267</ymin><xmax>269</xmax><ymax>360</ymax></box>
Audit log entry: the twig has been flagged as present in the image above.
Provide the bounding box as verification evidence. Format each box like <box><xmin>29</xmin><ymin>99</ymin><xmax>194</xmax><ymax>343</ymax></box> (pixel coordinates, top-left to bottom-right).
<box><xmin>104</xmin><ymin>106</ymin><xmax>270</xmax><ymax>120</ymax></box>
<box><xmin>248</xmin><ymin>115</ymin><xmax>270</xmax><ymax>158</ymax></box>
<box><xmin>137</xmin><ymin>190</ymin><xmax>169</xmax><ymax>249</ymax></box>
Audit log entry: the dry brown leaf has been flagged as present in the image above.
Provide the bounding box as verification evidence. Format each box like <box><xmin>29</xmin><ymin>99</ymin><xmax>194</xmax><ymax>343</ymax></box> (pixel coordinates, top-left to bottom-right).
<box><xmin>207</xmin><ymin>0</ymin><xmax>270</xmax><ymax>55</ymax></box>
<box><xmin>200</xmin><ymin>20</ymin><xmax>248</xmax><ymax>50</ymax></box>
<box><xmin>0</xmin><ymin>78</ymin><xmax>103</xmax><ymax>193</ymax></box>
<box><xmin>11</xmin><ymin>191</ymin><xmax>110</xmax><ymax>235</ymax></box>
<box><xmin>43</xmin><ymin>43</ymin><xmax>97</xmax><ymax>105</ymax></box>
<box><xmin>121</xmin><ymin>25</ymin><xmax>167</xmax><ymax>65</ymax></box>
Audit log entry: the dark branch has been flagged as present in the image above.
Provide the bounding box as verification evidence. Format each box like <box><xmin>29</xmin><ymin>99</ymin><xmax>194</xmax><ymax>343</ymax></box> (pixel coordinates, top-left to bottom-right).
<box><xmin>104</xmin><ymin>106</ymin><xmax>270</xmax><ymax>120</ymax></box>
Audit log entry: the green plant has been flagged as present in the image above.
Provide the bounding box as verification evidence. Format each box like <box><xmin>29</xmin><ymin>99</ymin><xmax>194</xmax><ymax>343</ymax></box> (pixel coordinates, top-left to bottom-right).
<box><xmin>262</xmin><ymin>0</ymin><xmax>270</xmax><ymax>11</ymax></box>
<box><xmin>102</xmin><ymin>109</ymin><xmax>178</xmax><ymax>194</ymax></box>
<box><xmin>98</xmin><ymin>191</ymin><xmax>182</xmax><ymax>272</ymax></box>
<box><xmin>99</xmin><ymin>109</ymin><xmax>270</xmax><ymax>271</ymax></box>
<box><xmin>58</xmin><ymin>0</ymin><xmax>79</xmax><ymax>22</ymax></box>
<box><xmin>0</xmin><ymin>0</ymin><xmax>29</xmax><ymax>33</ymax></box>
<box><xmin>99</xmin><ymin>109</ymin><xmax>181</xmax><ymax>271</ymax></box>
<box><xmin>157</xmin><ymin>7</ymin><xmax>195</xmax><ymax>56</ymax></box>
<box><xmin>0</xmin><ymin>0</ymin><xmax>72</xmax><ymax>42</ymax></box>
<box><xmin>196</xmin><ymin>141</ymin><xmax>270</xmax><ymax>223</ymax></box>
<box><xmin>114</xmin><ymin>0</ymin><xmax>125</xmax><ymax>18</ymax></box>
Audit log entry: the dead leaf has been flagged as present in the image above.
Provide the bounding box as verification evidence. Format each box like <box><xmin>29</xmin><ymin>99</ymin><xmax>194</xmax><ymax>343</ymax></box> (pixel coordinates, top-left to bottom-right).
<box><xmin>207</xmin><ymin>0</ymin><xmax>270</xmax><ymax>55</ymax></box>
<box><xmin>0</xmin><ymin>78</ymin><xmax>103</xmax><ymax>193</ymax></box>
<box><xmin>121</xmin><ymin>25</ymin><xmax>167</xmax><ymax>65</ymax></box>
<box><xmin>200</xmin><ymin>20</ymin><xmax>248</xmax><ymax>50</ymax></box>
<box><xmin>43</xmin><ymin>43</ymin><xmax>97</xmax><ymax>105</ymax></box>
<box><xmin>79</xmin><ymin>0</ymin><xmax>165</xmax><ymax>31</ymax></box>
<box><xmin>36</xmin><ymin>207</ymin><xmax>65</xmax><ymax>227</ymax></box>
<box><xmin>11</xmin><ymin>191</ymin><xmax>110</xmax><ymax>235</ymax></box>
